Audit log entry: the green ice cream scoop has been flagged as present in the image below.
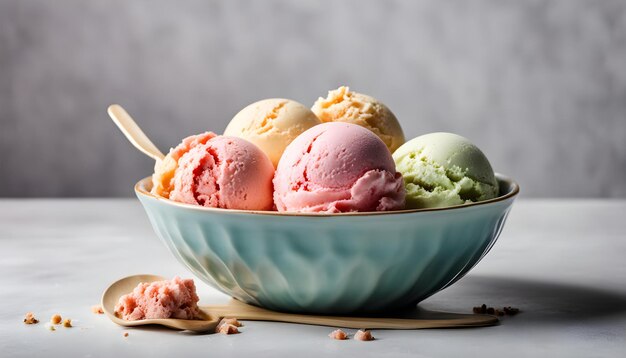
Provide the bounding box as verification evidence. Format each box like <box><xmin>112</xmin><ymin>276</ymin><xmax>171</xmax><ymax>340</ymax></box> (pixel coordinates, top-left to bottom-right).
<box><xmin>393</xmin><ymin>132</ymin><xmax>499</xmax><ymax>209</ymax></box>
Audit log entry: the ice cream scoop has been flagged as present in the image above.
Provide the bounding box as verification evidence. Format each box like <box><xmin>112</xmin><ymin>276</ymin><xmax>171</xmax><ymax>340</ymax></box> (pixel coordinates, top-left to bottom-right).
<box><xmin>393</xmin><ymin>132</ymin><xmax>499</xmax><ymax>209</ymax></box>
<box><xmin>170</xmin><ymin>136</ymin><xmax>275</xmax><ymax>210</ymax></box>
<box><xmin>274</xmin><ymin>122</ymin><xmax>405</xmax><ymax>213</ymax></box>
<box><xmin>224</xmin><ymin>99</ymin><xmax>322</xmax><ymax>167</ymax></box>
<box><xmin>114</xmin><ymin>276</ymin><xmax>201</xmax><ymax>320</ymax></box>
<box><xmin>312</xmin><ymin>86</ymin><xmax>405</xmax><ymax>153</ymax></box>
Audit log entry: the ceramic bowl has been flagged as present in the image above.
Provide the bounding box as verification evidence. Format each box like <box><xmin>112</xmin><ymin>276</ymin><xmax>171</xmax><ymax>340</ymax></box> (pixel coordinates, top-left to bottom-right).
<box><xmin>135</xmin><ymin>174</ymin><xmax>518</xmax><ymax>314</ymax></box>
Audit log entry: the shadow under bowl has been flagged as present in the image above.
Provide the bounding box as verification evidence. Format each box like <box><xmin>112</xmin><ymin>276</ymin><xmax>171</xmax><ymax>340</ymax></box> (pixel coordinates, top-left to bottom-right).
<box><xmin>135</xmin><ymin>174</ymin><xmax>519</xmax><ymax>314</ymax></box>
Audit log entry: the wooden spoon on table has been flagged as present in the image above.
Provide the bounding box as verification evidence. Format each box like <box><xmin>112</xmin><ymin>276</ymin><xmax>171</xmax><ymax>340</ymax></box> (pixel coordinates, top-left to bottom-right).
<box><xmin>102</xmin><ymin>274</ymin><xmax>498</xmax><ymax>333</ymax></box>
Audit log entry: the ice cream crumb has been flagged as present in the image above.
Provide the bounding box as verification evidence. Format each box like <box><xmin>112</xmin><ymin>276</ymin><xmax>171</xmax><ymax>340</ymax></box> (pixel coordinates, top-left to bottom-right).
<box><xmin>473</xmin><ymin>304</ymin><xmax>520</xmax><ymax>316</ymax></box>
<box><xmin>329</xmin><ymin>329</ymin><xmax>348</xmax><ymax>340</ymax></box>
<box><xmin>472</xmin><ymin>304</ymin><xmax>487</xmax><ymax>314</ymax></box>
<box><xmin>51</xmin><ymin>314</ymin><xmax>62</xmax><ymax>325</ymax></box>
<box><xmin>222</xmin><ymin>318</ymin><xmax>242</xmax><ymax>327</ymax></box>
<box><xmin>62</xmin><ymin>318</ymin><xmax>72</xmax><ymax>328</ymax></box>
<box><xmin>23</xmin><ymin>312</ymin><xmax>39</xmax><ymax>324</ymax></box>
<box><xmin>123</xmin><ymin>332</ymin><xmax>129</xmax><ymax>337</ymax></box>
<box><xmin>217</xmin><ymin>323</ymin><xmax>239</xmax><ymax>335</ymax></box>
<box><xmin>91</xmin><ymin>305</ymin><xmax>104</xmax><ymax>314</ymax></box>
<box><xmin>354</xmin><ymin>329</ymin><xmax>374</xmax><ymax>341</ymax></box>
<box><xmin>215</xmin><ymin>318</ymin><xmax>242</xmax><ymax>334</ymax></box>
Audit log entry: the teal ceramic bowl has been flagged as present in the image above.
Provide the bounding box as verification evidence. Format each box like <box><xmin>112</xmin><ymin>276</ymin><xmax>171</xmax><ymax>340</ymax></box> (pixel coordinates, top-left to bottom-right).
<box><xmin>135</xmin><ymin>174</ymin><xmax>518</xmax><ymax>314</ymax></box>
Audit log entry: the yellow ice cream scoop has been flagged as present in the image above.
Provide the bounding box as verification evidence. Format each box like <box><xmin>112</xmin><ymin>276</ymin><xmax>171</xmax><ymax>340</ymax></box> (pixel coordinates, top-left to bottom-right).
<box><xmin>312</xmin><ymin>86</ymin><xmax>405</xmax><ymax>153</ymax></box>
<box><xmin>224</xmin><ymin>99</ymin><xmax>321</xmax><ymax>167</ymax></box>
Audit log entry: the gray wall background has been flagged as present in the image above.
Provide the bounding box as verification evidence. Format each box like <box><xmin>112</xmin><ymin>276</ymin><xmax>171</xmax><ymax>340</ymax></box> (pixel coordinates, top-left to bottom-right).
<box><xmin>1</xmin><ymin>0</ymin><xmax>625</xmax><ymax>198</ymax></box>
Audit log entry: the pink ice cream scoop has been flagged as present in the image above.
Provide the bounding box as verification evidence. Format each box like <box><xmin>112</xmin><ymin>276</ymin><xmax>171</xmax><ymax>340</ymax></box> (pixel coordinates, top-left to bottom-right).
<box><xmin>273</xmin><ymin>122</ymin><xmax>405</xmax><ymax>213</ymax></box>
<box><xmin>170</xmin><ymin>136</ymin><xmax>275</xmax><ymax>210</ymax></box>
<box><xmin>114</xmin><ymin>277</ymin><xmax>201</xmax><ymax>320</ymax></box>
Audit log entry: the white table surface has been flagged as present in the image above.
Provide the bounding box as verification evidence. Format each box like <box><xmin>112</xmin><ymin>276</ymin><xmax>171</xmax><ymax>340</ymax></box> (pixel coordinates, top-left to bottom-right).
<box><xmin>1</xmin><ymin>199</ymin><xmax>625</xmax><ymax>357</ymax></box>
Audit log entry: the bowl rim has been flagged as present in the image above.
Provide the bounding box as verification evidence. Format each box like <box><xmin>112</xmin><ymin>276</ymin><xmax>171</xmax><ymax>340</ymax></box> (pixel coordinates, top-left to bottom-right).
<box><xmin>134</xmin><ymin>173</ymin><xmax>519</xmax><ymax>217</ymax></box>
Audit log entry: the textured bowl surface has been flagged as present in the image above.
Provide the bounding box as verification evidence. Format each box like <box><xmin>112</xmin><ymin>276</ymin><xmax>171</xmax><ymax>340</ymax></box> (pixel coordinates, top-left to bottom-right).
<box><xmin>135</xmin><ymin>175</ymin><xmax>518</xmax><ymax>314</ymax></box>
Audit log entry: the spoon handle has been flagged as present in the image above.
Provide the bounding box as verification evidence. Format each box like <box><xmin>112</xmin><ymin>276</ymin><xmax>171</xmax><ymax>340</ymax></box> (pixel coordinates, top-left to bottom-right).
<box><xmin>107</xmin><ymin>104</ymin><xmax>165</xmax><ymax>161</ymax></box>
<box><xmin>201</xmin><ymin>301</ymin><xmax>498</xmax><ymax>330</ymax></box>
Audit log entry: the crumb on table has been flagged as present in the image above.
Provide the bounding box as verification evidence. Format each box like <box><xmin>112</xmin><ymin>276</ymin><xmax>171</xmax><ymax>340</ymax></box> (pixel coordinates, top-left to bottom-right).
<box><xmin>51</xmin><ymin>314</ymin><xmax>62</xmax><ymax>325</ymax></box>
<box><xmin>91</xmin><ymin>305</ymin><xmax>104</xmax><ymax>314</ymax></box>
<box><xmin>472</xmin><ymin>304</ymin><xmax>488</xmax><ymax>314</ymax></box>
<box><xmin>217</xmin><ymin>323</ymin><xmax>239</xmax><ymax>335</ymax></box>
<box><xmin>473</xmin><ymin>304</ymin><xmax>520</xmax><ymax>316</ymax></box>
<box><xmin>222</xmin><ymin>317</ymin><xmax>242</xmax><ymax>327</ymax></box>
<box><xmin>329</xmin><ymin>329</ymin><xmax>348</xmax><ymax>340</ymax></box>
<box><xmin>62</xmin><ymin>318</ymin><xmax>72</xmax><ymax>328</ymax></box>
<box><xmin>355</xmin><ymin>329</ymin><xmax>374</xmax><ymax>341</ymax></box>
<box><xmin>24</xmin><ymin>312</ymin><xmax>39</xmax><ymax>324</ymax></box>
<box><xmin>215</xmin><ymin>318</ymin><xmax>242</xmax><ymax>334</ymax></box>
<box><xmin>123</xmin><ymin>332</ymin><xmax>129</xmax><ymax>337</ymax></box>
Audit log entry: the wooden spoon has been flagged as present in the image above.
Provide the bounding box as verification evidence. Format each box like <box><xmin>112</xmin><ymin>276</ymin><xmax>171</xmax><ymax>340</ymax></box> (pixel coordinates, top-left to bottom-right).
<box><xmin>102</xmin><ymin>275</ymin><xmax>498</xmax><ymax>333</ymax></box>
<box><xmin>102</xmin><ymin>274</ymin><xmax>221</xmax><ymax>332</ymax></box>
<box><xmin>107</xmin><ymin>104</ymin><xmax>165</xmax><ymax>161</ymax></box>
